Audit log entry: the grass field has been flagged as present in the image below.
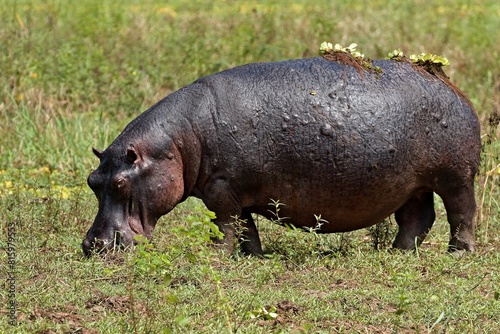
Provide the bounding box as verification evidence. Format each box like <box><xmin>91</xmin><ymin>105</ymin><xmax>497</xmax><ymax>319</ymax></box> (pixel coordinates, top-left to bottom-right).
<box><xmin>1</xmin><ymin>0</ymin><xmax>499</xmax><ymax>333</ymax></box>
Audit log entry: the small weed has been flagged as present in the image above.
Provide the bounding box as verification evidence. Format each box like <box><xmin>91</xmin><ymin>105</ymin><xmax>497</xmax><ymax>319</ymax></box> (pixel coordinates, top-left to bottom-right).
<box><xmin>369</xmin><ymin>218</ymin><xmax>397</xmax><ymax>250</ymax></box>
<box><xmin>263</xmin><ymin>201</ymin><xmax>355</xmax><ymax>264</ymax></box>
<box><xmin>388</xmin><ymin>270</ymin><xmax>417</xmax><ymax>315</ymax></box>
<box><xmin>125</xmin><ymin>206</ymin><xmax>233</xmax><ymax>332</ymax></box>
<box><xmin>246</xmin><ymin>305</ymin><xmax>278</xmax><ymax>320</ymax></box>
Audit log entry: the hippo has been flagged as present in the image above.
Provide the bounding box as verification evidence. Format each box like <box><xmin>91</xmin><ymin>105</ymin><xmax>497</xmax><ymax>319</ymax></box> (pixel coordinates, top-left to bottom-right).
<box><xmin>83</xmin><ymin>56</ymin><xmax>481</xmax><ymax>256</ymax></box>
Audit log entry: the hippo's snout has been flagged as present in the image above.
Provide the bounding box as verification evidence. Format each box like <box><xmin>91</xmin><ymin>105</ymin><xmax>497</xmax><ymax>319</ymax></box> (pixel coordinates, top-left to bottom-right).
<box><xmin>82</xmin><ymin>228</ymin><xmax>136</xmax><ymax>256</ymax></box>
<box><xmin>82</xmin><ymin>237</ymin><xmax>98</xmax><ymax>256</ymax></box>
<box><xmin>82</xmin><ymin>237</ymin><xmax>113</xmax><ymax>256</ymax></box>
<box><xmin>82</xmin><ymin>236</ymin><xmax>116</xmax><ymax>256</ymax></box>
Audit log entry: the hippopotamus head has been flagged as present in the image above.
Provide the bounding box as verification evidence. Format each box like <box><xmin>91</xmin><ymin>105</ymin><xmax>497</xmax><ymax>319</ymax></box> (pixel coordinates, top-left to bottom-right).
<box><xmin>82</xmin><ymin>142</ymin><xmax>185</xmax><ymax>256</ymax></box>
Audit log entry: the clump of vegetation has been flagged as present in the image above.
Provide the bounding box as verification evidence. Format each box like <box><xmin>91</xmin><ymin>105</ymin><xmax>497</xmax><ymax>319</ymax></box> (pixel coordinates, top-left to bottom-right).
<box><xmin>409</xmin><ymin>52</ymin><xmax>453</xmax><ymax>83</ymax></box>
<box><xmin>387</xmin><ymin>49</ymin><xmax>450</xmax><ymax>77</ymax></box>
<box><xmin>319</xmin><ymin>41</ymin><xmax>382</xmax><ymax>76</ymax></box>
<box><xmin>319</xmin><ymin>42</ymin><xmax>365</xmax><ymax>59</ymax></box>
<box><xmin>386</xmin><ymin>49</ymin><xmax>405</xmax><ymax>61</ymax></box>
<box><xmin>386</xmin><ymin>49</ymin><xmax>472</xmax><ymax>106</ymax></box>
<box><xmin>319</xmin><ymin>40</ymin><xmax>458</xmax><ymax>84</ymax></box>
<box><xmin>264</xmin><ymin>200</ymin><xmax>355</xmax><ymax>261</ymax></box>
<box><xmin>246</xmin><ymin>306</ymin><xmax>278</xmax><ymax>320</ymax></box>
<box><xmin>409</xmin><ymin>52</ymin><xmax>450</xmax><ymax>67</ymax></box>
<box><xmin>368</xmin><ymin>218</ymin><xmax>396</xmax><ymax>250</ymax></box>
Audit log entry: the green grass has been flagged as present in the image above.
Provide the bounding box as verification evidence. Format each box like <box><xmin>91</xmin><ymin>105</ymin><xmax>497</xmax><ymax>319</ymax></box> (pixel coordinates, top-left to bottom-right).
<box><xmin>1</xmin><ymin>0</ymin><xmax>499</xmax><ymax>332</ymax></box>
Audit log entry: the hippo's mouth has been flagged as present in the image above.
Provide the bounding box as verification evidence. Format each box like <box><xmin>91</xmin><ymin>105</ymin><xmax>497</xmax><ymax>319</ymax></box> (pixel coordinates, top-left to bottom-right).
<box><xmin>128</xmin><ymin>216</ymin><xmax>143</xmax><ymax>235</ymax></box>
<box><xmin>127</xmin><ymin>200</ymin><xmax>153</xmax><ymax>239</ymax></box>
<box><xmin>127</xmin><ymin>198</ymin><xmax>144</xmax><ymax>235</ymax></box>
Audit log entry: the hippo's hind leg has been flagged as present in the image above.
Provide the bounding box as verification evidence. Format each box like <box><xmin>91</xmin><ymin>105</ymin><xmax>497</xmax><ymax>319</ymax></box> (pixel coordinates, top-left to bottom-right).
<box><xmin>238</xmin><ymin>210</ymin><xmax>263</xmax><ymax>256</ymax></box>
<box><xmin>438</xmin><ymin>183</ymin><xmax>476</xmax><ymax>252</ymax></box>
<box><xmin>393</xmin><ymin>191</ymin><xmax>435</xmax><ymax>250</ymax></box>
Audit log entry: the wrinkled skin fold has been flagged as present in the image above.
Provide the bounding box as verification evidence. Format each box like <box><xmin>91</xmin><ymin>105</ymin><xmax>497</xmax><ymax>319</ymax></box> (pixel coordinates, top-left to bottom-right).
<box><xmin>83</xmin><ymin>57</ymin><xmax>480</xmax><ymax>256</ymax></box>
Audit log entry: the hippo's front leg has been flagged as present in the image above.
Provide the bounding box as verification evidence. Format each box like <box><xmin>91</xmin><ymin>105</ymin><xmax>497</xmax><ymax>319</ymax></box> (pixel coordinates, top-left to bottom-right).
<box><xmin>211</xmin><ymin>218</ymin><xmax>238</xmax><ymax>254</ymax></box>
<box><xmin>212</xmin><ymin>213</ymin><xmax>263</xmax><ymax>256</ymax></box>
<box><xmin>203</xmin><ymin>177</ymin><xmax>245</xmax><ymax>255</ymax></box>
<box><xmin>237</xmin><ymin>210</ymin><xmax>263</xmax><ymax>255</ymax></box>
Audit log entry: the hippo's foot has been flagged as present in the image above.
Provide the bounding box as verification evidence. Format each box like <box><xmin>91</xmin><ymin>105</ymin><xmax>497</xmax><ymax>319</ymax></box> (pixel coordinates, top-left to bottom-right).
<box><xmin>448</xmin><ymin>230</ymin><xmax>475</xmax><ymax>253</ymax></box>
<box><xmin>441</xmin><ymin>184</ymin><xmax>476</xmax><ymax>253</ymax></box>
<box><xmin>237</xmin><ymin>211</ymin><xmax>263</xmax><ymax>256</ymax></box>
<box><xmin>211</xmin><ymin>227</ymin><xmax>238</xmax><ymax>255</ymax></box>
<box><xmin>211</xmin><ymin>213</ymin><xmax>264</xmax><ymax>256</ymax></box>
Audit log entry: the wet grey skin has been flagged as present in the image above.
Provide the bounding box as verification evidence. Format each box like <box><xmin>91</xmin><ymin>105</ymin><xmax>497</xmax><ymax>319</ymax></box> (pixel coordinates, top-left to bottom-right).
<box><xmin>83</xmin><ymin>57</ymin><xmax>480</xmax><ymax>256</ymax></box>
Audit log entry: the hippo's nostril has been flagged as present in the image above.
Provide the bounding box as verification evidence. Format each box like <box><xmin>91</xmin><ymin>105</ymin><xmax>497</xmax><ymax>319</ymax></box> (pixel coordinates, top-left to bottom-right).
<box><xmin>82</xmin><ymin>230</ymin><xmax>132</xmax><ymax>256</ymax></box>
<box><xmin>94</xmin><ymin>239</ymin><xmax>106</xmax><ymax>249</ymax></box>
<box><xmin>82</xmin><ymin>237</ymin><xmax>112</xmax><ymax>256</ymax></box>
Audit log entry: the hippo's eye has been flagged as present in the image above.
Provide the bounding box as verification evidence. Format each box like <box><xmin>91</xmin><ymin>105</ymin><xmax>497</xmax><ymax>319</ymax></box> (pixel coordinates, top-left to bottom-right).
<box><xmin>112</xmin><ymin>176</ymin><xmax>128</xmax><ymax>191</ymax></box>
<box><xmin>115</xmin><ymin>178</ymin><xmax>125</xmax><ymax>189</ymax></box>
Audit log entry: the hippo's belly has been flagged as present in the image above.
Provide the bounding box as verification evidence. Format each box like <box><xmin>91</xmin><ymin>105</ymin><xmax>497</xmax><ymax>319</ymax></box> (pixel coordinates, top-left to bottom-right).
<box><xmin>243</xmin><ymin>169</ymin><xmax>422</xmax><ymax>232</ymax></box>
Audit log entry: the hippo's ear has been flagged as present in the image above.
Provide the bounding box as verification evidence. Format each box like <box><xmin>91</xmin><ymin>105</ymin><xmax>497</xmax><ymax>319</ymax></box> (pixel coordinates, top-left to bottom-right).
<box><xmin>126</xmin><ymin>146</ymin><xmax>141</xmax><ymax>165</ymax></box>
<box><xmin>92</xmin><ymin>147</ymin><xmax>104</xmax><ymax>159</ymax></box>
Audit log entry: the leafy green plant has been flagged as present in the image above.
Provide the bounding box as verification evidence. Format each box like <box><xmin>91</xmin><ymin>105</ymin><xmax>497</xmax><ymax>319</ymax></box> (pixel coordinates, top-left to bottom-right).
<box><xmin>409</xmin><ymin>53</ymin><xmax>450</xmax><ymax>66</ymax></box>
<box><xmin>387</xmin><ymin>49</ymin><xmax>405</xmax><ymax>59</ymax></box>
<box><xmin>319</xmin><ymin>42</ymin><xmax>364</xmax><ymax>59</ymax></box>
<box><xmin>319</xmin><ymin>41</ymin><xmax>382</xmax><ymax>74</ymax></box>
<box><xmin>389</xmin><ymin>270</ymin><xmax>417</xmax><ymax>315</ymax></box>
<box><xmin>126</xmin><ymin>207</ymin><xmax>230</xmax><ymax>332</ymax></box>
<box><xmin>132</xmin><ymin>235</ymin><xmax>172</xmax><ymax>282</ymax></box>
<box><xmin>368</xmin><ymin>218</ymin><xmax>396</xmax><ymax>250</ymax></box>
<box><xmin>169</xmin><ymin>206</ymin><xmax>223</xmax><ymax>262</ymax></box>
<box><xmin>246</xmin><ymin>305</ymin><xmax>278</xmax><ymax>320</ymax></box>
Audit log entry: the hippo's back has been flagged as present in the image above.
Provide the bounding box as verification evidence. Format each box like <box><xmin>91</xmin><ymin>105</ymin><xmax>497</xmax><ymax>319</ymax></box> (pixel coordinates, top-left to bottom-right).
<box><xmin>192</xmin><ymin>57</ymin><xmax>480</xmax><ymax>231</ymax></box>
